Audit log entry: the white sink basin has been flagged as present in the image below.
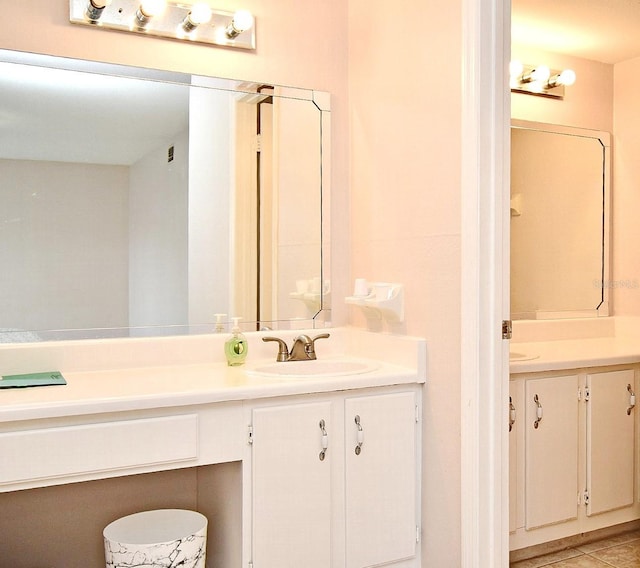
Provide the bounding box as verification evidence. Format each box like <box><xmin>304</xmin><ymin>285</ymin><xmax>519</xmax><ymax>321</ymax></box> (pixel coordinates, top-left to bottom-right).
<box><xmin>248</xmin><ymin>358</ymin><xmax>379</xmax><ymax>378</ymax></box>
<box><xmin>510</xmin><ymin>351</ymin><xmax>539</xmax><ymax>362</ymax></box>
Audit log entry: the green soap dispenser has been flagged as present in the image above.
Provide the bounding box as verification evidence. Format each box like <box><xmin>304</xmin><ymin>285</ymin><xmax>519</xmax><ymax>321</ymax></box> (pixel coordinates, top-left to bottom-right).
<box><xmin>224</xmin><ymin>317</ymin><xmax>248</xmax><ymax>366</ymax></box>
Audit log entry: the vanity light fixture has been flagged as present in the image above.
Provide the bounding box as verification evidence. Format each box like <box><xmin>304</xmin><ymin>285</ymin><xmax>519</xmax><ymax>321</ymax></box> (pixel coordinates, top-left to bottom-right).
<box><xmin>69</xmin><ymin>0</ymin><xmax>256</xmax><ymax>50</ymax></box>
<box><xmin>510</xmin><ymin>61</ymin><xmax>576</xmax><ymax>99</ymax></box>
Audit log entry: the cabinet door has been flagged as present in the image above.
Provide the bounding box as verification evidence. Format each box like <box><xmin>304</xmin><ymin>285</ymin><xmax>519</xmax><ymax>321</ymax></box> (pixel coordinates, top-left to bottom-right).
<box><xmin>525</xmin><ymin>375</ymin><xmax>579</xmax><ymax>530</ymax></box>
<box><xmin>251</xmin><ymin>401</ymin><xmax>332</xmax><ymax>568</ymax></box>
<box><xmin>509</xmin><ymin>379</ymin><xmax>525</xmax><ymax>533</ymax></box>
<box><xmin>586</xmin><ymin>369</ymin><xmax>635</xmax><ymax>516</ymax></box>
<box><xmin>345</xmin><ymin>391</ymin><xmax>417</xmax><ymax>568</ymax></box>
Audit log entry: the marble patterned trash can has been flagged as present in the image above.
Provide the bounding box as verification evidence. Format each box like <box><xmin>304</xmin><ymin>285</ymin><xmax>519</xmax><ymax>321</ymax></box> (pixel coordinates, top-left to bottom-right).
<box><xmin>103</xmin><ymin>509</ymin><xmax>207</xmax><ymax>568</ymax></box>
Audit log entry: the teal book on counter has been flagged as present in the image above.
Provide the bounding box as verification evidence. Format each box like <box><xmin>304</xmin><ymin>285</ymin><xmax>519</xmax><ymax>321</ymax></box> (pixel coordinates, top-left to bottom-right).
<box><xmin>0</xmin><ymin>371</ymin><xmax>67</xmax><ymax>389</ymax></box>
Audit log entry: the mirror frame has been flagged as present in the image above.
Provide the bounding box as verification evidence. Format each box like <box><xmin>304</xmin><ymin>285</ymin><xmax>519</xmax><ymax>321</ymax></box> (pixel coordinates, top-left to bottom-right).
<box><xmin>0</xmin><ymin>48</ymin><xmax>332</xmax><ymax>340</ymax></box>
<box><xmin>511</xmin><ymin>119</ymin><xmax>611</xmax><ymax>320</ymax></box>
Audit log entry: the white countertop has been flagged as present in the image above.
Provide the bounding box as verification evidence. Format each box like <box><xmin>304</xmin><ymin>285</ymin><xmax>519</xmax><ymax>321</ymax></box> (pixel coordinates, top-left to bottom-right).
<box><xmin>0</xmin><ymin>327</ymin><xmax>426</xmax><ymax>423</ymax></box>
<box><xmin>0</xmin><ymin>358</ymin><xmax>421</xmax><ymax>423</ymax></box>
<box><xmin>510</xmin><ymin>336</ymin><xmax>640</xmax><ymax>374</ymax></box>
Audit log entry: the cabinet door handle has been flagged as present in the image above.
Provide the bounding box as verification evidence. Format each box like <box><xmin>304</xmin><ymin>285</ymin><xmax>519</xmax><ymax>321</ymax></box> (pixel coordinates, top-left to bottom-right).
<box><xmin>509</xmin><ymin>396</ymin><xmax>516</xmax><ymax>432</ymax></box>
<box><xmin>533</xmin><ymin>394</ymin><xmax>543</xmax><ymax>429</ymax></box>
<box><xmin>354</xmin><ymin>415</ymin><xmax>364</xmax><ymax>455</ymax></box>
<box><xmin>319</xmin><ymin>419</ymin><xmax>328</xmax><ymax>461</ymax></box>
<box><xmin>628</xmin><ymin>384</ymin><xmax>636</xmax><ymax>416</ymax></box>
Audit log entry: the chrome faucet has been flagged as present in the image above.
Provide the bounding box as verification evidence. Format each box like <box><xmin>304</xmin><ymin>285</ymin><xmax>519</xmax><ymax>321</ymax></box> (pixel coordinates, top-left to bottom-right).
<box><xmin>263</xmin><ymin>333</ymin><xmax>330</xmax><ymax>362</ymax></box>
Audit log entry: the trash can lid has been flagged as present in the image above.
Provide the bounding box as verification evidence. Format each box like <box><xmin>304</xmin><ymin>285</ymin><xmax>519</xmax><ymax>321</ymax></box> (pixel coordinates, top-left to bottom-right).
<box><xmin>103</xmin><ymin>509</ymin><xmax>208</xmax><ymax>545</ymax></box>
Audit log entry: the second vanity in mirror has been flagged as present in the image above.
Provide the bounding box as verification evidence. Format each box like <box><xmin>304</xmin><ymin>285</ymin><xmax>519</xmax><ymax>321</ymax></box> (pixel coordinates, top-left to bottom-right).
<box><xmin>0</xmin><ymin>49</ymin><xmax>330</xmax><ymax>342</ymax></box>
<box><xmin>507</xmin><ymin>120</ymin><xmax>637</xmax><ymax>555</ymax></box>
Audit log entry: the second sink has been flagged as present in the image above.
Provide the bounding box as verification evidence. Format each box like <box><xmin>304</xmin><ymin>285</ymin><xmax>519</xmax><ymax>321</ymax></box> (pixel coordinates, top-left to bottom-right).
<box><xmin>510</xmin><ymin>351</ymin><xmax>539</xmax><ymax>362</ymax></box>
<box><xmin>248</xmin><ymin>358</ymin><xmax>379</xmax><ymax>378</ymax></box>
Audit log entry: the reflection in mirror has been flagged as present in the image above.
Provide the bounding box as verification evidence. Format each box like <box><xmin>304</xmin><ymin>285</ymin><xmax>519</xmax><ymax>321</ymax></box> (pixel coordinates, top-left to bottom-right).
<box><xmin>0</xmin><ymin>50</ymin><xmax>329</xmax><ymax>342</ymax></box>
<box><xmin>510</xmin><ymin>120</ymin><xmax>610</xmax><ymax>320</ymax></box>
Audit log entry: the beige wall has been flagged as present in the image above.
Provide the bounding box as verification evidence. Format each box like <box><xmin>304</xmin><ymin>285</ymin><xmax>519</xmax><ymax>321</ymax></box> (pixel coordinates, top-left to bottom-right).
<box><xmin>348</xmin><ymin>1</ymin><xmax>462</xmax><ymax>564</ymax></box>
<box><xmin>1</xmin><ymin>0</ymin><xmax>464</xmax><ymax>564</ymax></box>
<box><xmin>612</xmin><ymin>55</ymin><xmax>640</xmax><ymax>315</ymax></box>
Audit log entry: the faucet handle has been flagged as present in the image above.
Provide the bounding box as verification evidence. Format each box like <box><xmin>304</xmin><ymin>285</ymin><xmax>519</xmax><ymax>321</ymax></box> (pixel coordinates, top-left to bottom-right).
<box><xmin>262</xmin><ymin>336</ymin><xmax>290</xmax><ymax>362</ymax></box>
<box><xmin>310</xmin><ymin>333</ymin><xmax>330</xmax><ymax>348</ymax></box>
<box><xmin>309</xmin><ymin>333</ymin><xmax>330</xmax><ymax>356</ymax></box>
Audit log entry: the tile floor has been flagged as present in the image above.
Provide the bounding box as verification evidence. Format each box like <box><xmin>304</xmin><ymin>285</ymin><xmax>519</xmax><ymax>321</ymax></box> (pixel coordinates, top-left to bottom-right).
<box><xmin>510</xmin><ymin>530</ymin><xmax>640</xmax><ymax>567</ymax></box>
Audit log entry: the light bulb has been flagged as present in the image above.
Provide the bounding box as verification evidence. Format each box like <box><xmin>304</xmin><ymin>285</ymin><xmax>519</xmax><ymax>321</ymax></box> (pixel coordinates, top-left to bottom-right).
<box><xmin>521</xmin><ymin>65</ymin><xmax>550</xmax><ymax>85</ymax></box>
<box><xmin>135</xmin><ymin>0</ymin><xmax>165</xmax><ymax>26</ymax></box>
<box><xmin>139</xmin><ymin>0</ymin><xmax>165</xmax><ymax>18</ymax></box>
<box><xmin>509</xmin><ymin>60</ymin><xmax>523</xmax><ymax>79</ymax></box>
<box><xmin>233</xmin><ymin>10</ymin><xmax>254</xmax><ymax>31</ymax></box>
<box><xmin>190</xmin><ymin>3</ymin><xmax>212</xmax><ymax>25</ymax></box>
<box><xmin>558</xmin><ymin>69</ymin><xmax>576</xmax><ymax>86</ymax></box>
<box><xmin>547</xmin><ymin>69</ymin><xmax>577</xmax><ymax>88</ymax></box>
<box><xmin>182</xmin><ymin>2</ymin><xmax>212</xmax><ymax>31</ymax></box>
<box><xmin>530</xmin><ymin>66</ymin><xmax>550</xmax><ymax>82</ymax></box>
<box><xmin>226</xmin><ymin>9</ymin><xmax>254</xmax><ymax>38</ymax></box>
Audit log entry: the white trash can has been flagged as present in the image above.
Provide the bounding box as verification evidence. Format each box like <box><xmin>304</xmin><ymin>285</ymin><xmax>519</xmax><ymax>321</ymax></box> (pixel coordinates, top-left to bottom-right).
<box><xmin>103</xmin><ymin>509</ymin><xmax>207</xmax><ymax>568</ymax></box>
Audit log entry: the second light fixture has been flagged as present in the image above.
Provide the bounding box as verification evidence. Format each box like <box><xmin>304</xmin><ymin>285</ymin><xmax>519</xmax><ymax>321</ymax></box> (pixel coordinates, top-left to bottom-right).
<box><xmin>510</xmin><ymin>61</ymin><xmax>576</xmax><ymax>99</ymax></box>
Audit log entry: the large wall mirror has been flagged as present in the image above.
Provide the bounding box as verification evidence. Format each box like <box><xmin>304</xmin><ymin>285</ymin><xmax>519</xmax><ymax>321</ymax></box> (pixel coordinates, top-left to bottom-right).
<box><xmin>0</xmin><ymin>49</ymin><xmax>330</xmax><ymax>342</ymax></box>
<box><xmin>510</xmin><ymin>120</ymin><xmax>610</xmax><ymax>320</ymax></box>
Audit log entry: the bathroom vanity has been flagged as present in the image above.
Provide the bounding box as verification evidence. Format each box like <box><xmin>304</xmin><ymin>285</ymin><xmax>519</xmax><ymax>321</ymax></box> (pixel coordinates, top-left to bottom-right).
<box><xmin>0</xmin><ymin>327</ymin><xmax>425</xmax><ymax>567</ymax></box>
<box><xmin>508</xmin><ymin>109</ymin><xmax>637</xmax><ymax>556</ymax></box>
<box><xmin>509</xmin><ymin>323</ymin><xmax>640</xmax><ymax>552</ymax></box>
<box><xmin>0</xmin><ymin>44</ymin><xmax>427</xmax><ymax>568</ymax></box>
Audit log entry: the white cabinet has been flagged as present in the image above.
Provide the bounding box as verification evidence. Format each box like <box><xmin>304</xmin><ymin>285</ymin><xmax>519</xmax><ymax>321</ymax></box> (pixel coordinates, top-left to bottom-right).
<box><xmin>250</xmin><ymin>388</ymin><xmax>420</xmax><ymax>568</ymax></box>
<box><xmin>524</xmin><ymin>374</ymin><xmax>580</xmax><ymax>530</ymax></box>
<box><xmin>251</xmin><ymin>401</ymin><xmax>333</xmax><ymax>568</ymax></box>
<box><xmin>344</xmin><ymin>392</ymin><xmax>418</xmax><ymax>568</ymax></box>
<box><xmin>0</xmin><ymin>404</ymin><xmax>245</xmax><ymax>492</ymax></box>
<box><xmin>510</xmin><ymin>367</ymin><xmax>639</xmax><ymax>551</ymax></box>
<box><xmin>586</xmin><ymin>369</ymin><xmax>635</xmax><ymax>516</ymax></box>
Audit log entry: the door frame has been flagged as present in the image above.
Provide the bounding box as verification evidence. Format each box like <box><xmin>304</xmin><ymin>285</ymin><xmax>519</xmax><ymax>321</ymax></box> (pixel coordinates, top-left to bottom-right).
<box><xmin>460</xmin><ymin>0</ymin><xmax>511</xmax><ymax>565</ymax></box>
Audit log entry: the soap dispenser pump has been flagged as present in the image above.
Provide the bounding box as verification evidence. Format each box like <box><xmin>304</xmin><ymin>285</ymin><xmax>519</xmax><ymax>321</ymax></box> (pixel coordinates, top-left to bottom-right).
<box><xmin>224</xmin><ymin>317</ymin><xmax>248</xmax><ymax>366</ymax></box>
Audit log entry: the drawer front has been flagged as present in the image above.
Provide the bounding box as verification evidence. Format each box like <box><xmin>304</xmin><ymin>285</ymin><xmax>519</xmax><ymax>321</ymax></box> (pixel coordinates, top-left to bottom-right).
<box><xmin>0</xmin><ymin>414</ymin><xmax>198</xmax><ymax>485</ymax></box>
